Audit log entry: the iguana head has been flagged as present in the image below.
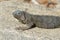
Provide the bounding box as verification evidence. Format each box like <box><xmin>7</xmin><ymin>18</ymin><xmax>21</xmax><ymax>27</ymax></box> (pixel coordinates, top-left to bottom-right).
<box><xmin>12</xmin><ymin>10</ymin><xmax>26</xmax><ymax>22</ymax></box>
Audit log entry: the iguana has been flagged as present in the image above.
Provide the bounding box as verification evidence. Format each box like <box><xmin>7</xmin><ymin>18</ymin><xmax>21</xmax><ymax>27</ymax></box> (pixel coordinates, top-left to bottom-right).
<box><xmin>13</xmin><ymin>10</ymin><xmax>60</xmax><ymax>30</ymax></box>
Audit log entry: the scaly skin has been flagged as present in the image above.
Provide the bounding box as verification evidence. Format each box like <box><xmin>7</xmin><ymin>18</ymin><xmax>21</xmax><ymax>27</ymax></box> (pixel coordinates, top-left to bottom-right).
<box><xmin>13</xmin><ymin>10</ymin><xmax>60</xmax><ymax>30</ymax></box>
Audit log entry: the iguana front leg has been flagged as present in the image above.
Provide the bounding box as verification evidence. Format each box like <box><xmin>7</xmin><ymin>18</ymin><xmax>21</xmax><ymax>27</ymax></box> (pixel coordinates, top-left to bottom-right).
<box><xmin>15</xmin><ymin>22</ymin><xmax>34</xmax><ymax>30</ymax></box>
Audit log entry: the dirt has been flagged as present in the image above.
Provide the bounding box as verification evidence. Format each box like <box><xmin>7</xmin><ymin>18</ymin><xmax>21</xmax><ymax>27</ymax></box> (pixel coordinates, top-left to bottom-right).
<box><xmin>0</xmin><ymin>0</ymin><xmax>60</xmax><ymax>40</ymax></box>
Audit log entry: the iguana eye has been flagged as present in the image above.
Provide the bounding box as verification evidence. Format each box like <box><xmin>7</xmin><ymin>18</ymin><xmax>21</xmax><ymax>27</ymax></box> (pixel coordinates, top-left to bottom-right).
<box><xmin>18</xmin><ymin>13</ymin><xmax>20</xmax><ymax>14</ymax></box>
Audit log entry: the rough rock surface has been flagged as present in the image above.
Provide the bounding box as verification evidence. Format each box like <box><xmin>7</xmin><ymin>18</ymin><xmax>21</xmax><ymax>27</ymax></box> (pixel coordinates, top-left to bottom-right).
<box><xmin>0</xmin><ymin>1</ymin><xmax>60</xmax><ymax>40</ymax></box>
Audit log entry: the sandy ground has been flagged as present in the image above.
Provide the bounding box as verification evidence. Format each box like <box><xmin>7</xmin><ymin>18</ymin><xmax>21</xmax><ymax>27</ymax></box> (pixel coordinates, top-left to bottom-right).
<box><xmin>0</xmin><ymin>0</ymin><xmax>60</xmax><ymax>40</ymax></box>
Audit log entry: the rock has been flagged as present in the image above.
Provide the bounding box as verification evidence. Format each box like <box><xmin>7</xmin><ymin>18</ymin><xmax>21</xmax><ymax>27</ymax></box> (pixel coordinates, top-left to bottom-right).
<box><xmin>0</xmin><ymin>1</ymin><xmax>60</xmax><ymax>40</ymax></box>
